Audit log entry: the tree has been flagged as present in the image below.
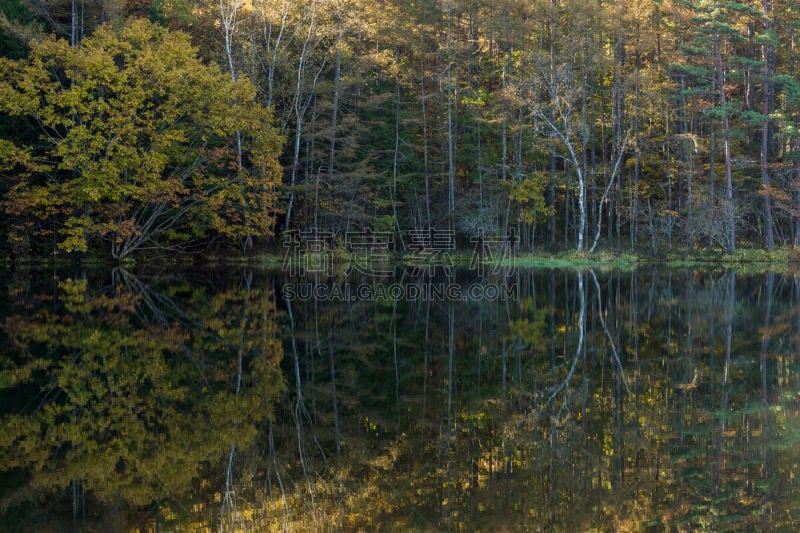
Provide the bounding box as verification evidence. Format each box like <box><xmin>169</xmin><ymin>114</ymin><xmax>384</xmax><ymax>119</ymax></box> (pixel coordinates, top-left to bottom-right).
<box><xmin>508</xmin><ymin>173</ymin><xmax>554</xmax><ymax>249</ymax></box>
<box><xmin>0</xmin><ymin>18</ymin><xmax>283</xmax><ymax>259</ymax></box>
<box><xmin>534</xmin><ymin>62</ymin><xmax>591</xmax><ymax>251</ymax></box>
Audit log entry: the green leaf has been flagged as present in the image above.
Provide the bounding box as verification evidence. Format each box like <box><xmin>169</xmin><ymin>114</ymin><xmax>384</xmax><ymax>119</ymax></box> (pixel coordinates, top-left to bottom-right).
<box><xmin>754</xmin><ymin>30</ymin><xmax>779</xmax><ymax>48</ymax></box>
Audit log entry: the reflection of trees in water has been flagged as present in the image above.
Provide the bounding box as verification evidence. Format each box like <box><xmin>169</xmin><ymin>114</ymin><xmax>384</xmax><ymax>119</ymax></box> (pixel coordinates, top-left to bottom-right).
<box><xmin>4</xmin><ymin>268</ymin><xmax>800</xmax><ymax>530</ymax></box>
<box><xmin>0</xmin><ymin>268</ymin><xmax>284</xmax><ymax>531</ymax></box>
<box><xmin>254</xmin><ymin>269</ymin><xmax>800</xmax><ymax>531</ymax></box>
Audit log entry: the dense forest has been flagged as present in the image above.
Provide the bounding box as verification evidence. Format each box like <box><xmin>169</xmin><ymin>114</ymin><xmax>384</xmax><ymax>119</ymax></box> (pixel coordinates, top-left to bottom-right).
<box><xmin>2</xmin><ymin>0</ymin><xmax>800</xmax><ymax>258</ymax></box>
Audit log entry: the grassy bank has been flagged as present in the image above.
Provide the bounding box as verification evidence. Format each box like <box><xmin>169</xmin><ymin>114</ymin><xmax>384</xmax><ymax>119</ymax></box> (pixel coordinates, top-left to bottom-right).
<box><xmin>503</xmin><ymin>250</ymin><xmax>639</xmax><ymax>269</ymax></box>
<box><xmin>242</xmin><ymin>249</ymin><xmax>640</xmax><ymax>271</ymax></box>
<box><xmin>663</xmin><ymin>247</ymin><xmax>800</xmax><ymax>268</ymax></box>
<box><xmin>10</xmin><ymin>246</ymin><xmax>800</xmax><ymax>272</ymax></box>
<box><xmin>212</xmin><ymin>246</ymin><xmax>800</xmax><ymax>272</ymax></box>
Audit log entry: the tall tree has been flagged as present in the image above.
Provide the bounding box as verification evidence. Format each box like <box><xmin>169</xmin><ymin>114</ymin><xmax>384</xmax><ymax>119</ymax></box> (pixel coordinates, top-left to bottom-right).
<box><xmin>0</xmin><ymin>19</ymin><xmax>282</xmax><ymax>259</ymax></box>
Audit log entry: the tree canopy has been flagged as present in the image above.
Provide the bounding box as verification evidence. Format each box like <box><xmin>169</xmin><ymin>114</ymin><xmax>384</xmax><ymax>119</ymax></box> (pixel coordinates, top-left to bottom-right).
<box><xmin>0</xmin><ymin>18</ymin><xmax>282</xmax><ymax>259</ymax></box>
<box><xmin>3</xmin><ymin>0</ymin><xmax>800</xmax><ymax>257</ymax></box>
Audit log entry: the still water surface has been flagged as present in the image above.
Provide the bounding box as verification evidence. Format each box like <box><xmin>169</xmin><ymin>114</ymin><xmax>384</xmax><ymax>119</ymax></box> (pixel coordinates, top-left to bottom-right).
<box><xmin>2</xmin><ymin>266</ymin><xmax>800</xmax><ymax>531</ymax></box>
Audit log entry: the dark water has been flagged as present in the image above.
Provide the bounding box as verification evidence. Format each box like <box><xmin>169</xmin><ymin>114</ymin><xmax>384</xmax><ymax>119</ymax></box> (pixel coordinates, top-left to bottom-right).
<box><xmin>2</xmin><ymin>265</ymin><xmax>800</xmax><ymax>531</ymax></box>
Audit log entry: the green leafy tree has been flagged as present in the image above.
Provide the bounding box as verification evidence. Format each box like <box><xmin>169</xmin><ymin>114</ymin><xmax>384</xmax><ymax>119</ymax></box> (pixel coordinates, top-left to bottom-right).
<box><xmin>508</xmin><ymin>173</ymin><xmax>554</xmax><ymax>248</ymax></box>
<box><xmin>0</xmin><ymin>18</ymin><xmax>283</xmax><ymax>259</ymax></box>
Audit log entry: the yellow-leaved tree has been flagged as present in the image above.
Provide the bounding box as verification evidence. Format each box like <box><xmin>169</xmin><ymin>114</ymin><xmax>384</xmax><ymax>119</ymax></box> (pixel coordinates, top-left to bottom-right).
<box><xmin>0</xmin><ymin>18</ymin><xmax>283</xmax><ymax>259</ymax></box>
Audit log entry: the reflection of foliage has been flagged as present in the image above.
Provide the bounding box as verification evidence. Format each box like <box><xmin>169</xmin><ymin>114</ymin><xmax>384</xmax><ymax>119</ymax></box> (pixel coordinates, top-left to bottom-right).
<box><xmin>0</xmin><ymin>270</ymin><xmax>284</xmax><ymax>518</ymax></box>
<box><xmin>222</xmin><ymin>270</ymin><xmax>800</xmax><ymax>532</ymax></box>
<box><xmin>4</xmin><ymin>268</ymin><xmax>800</xmax><ymax>531</ymax></box>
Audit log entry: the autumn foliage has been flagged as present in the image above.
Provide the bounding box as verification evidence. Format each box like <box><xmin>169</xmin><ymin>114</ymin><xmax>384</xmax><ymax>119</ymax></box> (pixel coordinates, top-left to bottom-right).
<box><xmin>0</xmin><ymin>18</ymin><xmax>283</xmax><ymax>259</ymax></box>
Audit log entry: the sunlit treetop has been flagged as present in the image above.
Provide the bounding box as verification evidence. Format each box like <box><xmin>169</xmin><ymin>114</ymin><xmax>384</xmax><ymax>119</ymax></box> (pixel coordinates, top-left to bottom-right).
<box><xmin>0</xmin><ymin>18</ymin><xmax>283</xmax><ymax>259</ymax></box>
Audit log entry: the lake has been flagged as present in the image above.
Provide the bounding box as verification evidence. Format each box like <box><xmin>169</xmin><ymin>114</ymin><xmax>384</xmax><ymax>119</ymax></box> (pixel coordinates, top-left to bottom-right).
<box><xmin>2</xmin><ymin>264</ymin><xmax>800</xmax><ymax>531</ymax></box>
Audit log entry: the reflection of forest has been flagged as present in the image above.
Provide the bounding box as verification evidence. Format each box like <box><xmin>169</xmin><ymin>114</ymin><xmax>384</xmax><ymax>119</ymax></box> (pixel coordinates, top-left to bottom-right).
<box><xmin>0</xmin><ymin>268</ymin><xmax>284</xmax><ymax>531</ymax></box>
<box><xmin>2</xmin><ymin>268</ymin><xmax>800</xmax><ymax>531</ymax></box>
<box><xmin>266</xmin><ymin>269</ymin><xmax>800</xmax><ymax>532</ymax></box>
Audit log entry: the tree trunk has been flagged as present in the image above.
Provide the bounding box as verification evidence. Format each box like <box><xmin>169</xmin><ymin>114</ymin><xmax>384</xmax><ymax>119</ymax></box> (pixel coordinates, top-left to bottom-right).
<box><xmin>420</xmin><ymin>54</ymin><xmax>432</xmax><ymax>228</ymax></box>
<box><xmin>445</xmin><ymin>2</ymin><xmax>456</xmax><ymax>219</ymax></box>
<box><xmin>761</xmin><ymin>0</ymin><xmax>775</xmax><ymax>250</ymax></box>
<box><xmin>285</xmin><ymin>0</ymin><xmax>320</xmax><ymax>232</ymax></box>
<box><xmin>715</xmin><ymin>39</ymin><xmax>736</xmax><ymax>253</ymax></box>
<box><xmin>321</xmin><ymin>23</ymin><xmax>343</xmax><ymax>230</ymax></box>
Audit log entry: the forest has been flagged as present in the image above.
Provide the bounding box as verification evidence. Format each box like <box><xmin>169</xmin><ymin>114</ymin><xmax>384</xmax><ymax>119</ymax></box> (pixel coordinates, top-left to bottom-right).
<box><xmin>4</xmin><ymin>4</ymin><xmax>800</xmax><ymax>529</ymax></box>
<box><xmin>2</xmin><ymin>0</ymin><xmax>800</xmax><ymax>259</ymax></box>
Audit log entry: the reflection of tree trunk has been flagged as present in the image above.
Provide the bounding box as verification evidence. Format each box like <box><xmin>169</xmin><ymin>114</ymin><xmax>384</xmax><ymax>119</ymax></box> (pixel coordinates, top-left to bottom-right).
<box><xmin>550</xmin><ymin>270</ymin><xmax>556</xmax><ymax>370</ymax></box>
<box><xmin>502</xmin><ymin>337</ymin><xmax>507</xmax><ymax>406</ymax></box>
<box><xmin>796</xmin><ymin>276</ymin><xmax>800</xmax><ymax>389</ymax></box>
<box><xmin>716</xmin><ymin>270</ymin><xmax>734</xmax><ymax>494</ymax></box>
<box><xmin>548</xmin><ymin>272</ymin><xmax>586</xmax><ymax>404</ymax></box>
<box><xmin>421</xmin><ymin>298</ymin><xmax>430</xmax><ymax>448</ymax></box>
<box><xmin>476</xmin><ymin>298</ymin><xmax>483</xmax><ymax>396</ymax></box>
<box><xmin>285</xmin><ymin>298</ymin><xmax>318</xmax><ymax>525</ymax></box>
<box><xmin>687</xmin><ymin>269</ymin><xmax>694</xmax><ymax>386</ymax></box>
<box><xmin>328</xmin><ymin>334</ymin><xmax>341</xmax><ymax>462</ymax></box>
<box><xmin>392</xmin><ymin>296</ymin><xmax>400</xmax><ymax>434</ymax></box>
<box><xmin>236</xmin><ymin>270</ymin><xmax>252</xmax><ymax>394</ymax></box>
<box><xmin>444</xmin><ymin>301</ymin><xmax>455</xmax><ymax>526</ymax></box>
<box><xmin>112</xmin><ymin>267</ymin><xmax>190</xmax><ymax>325</ymax></box>
<box><xmin>265</xmin><ymin>292</ymin><xmax>289</xmax><ymax>526</ymax></box>
<box><xmin>221</xmin><ymin>270</ymin><xmax>253</xmax><ymax>531</ymax></box>
<box><xmin>761</xmin><ymin>272</ymin><xmax>774</xmax><ymax>403</ymax></box>
<box><xmin>630</xmin><ymin>269</ymin><xmax>640</xmax><ymax>386</ymax></box>
<box><xmin>267</xmin><ymin>420</ymin><xmax>290</xmax><ymax>526</ymax></box>
<box><xmin>590</xmin><ymin>270</ymin><xmax>630</xmax><ymax>395</ymax></box>
<box><xmin>760</xmin><ymin>272</ymin><xmax>774</xmax><ymax>528</ymax></box>
<box><xmin>222</xmin><ymin>443</ymin><xmax>238</xmax><ymax>530</ymax></box>
<box><xmin>71</xmin><ymin>478</ymin><xmax>83</xmax><ymax>531</ymax></box>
